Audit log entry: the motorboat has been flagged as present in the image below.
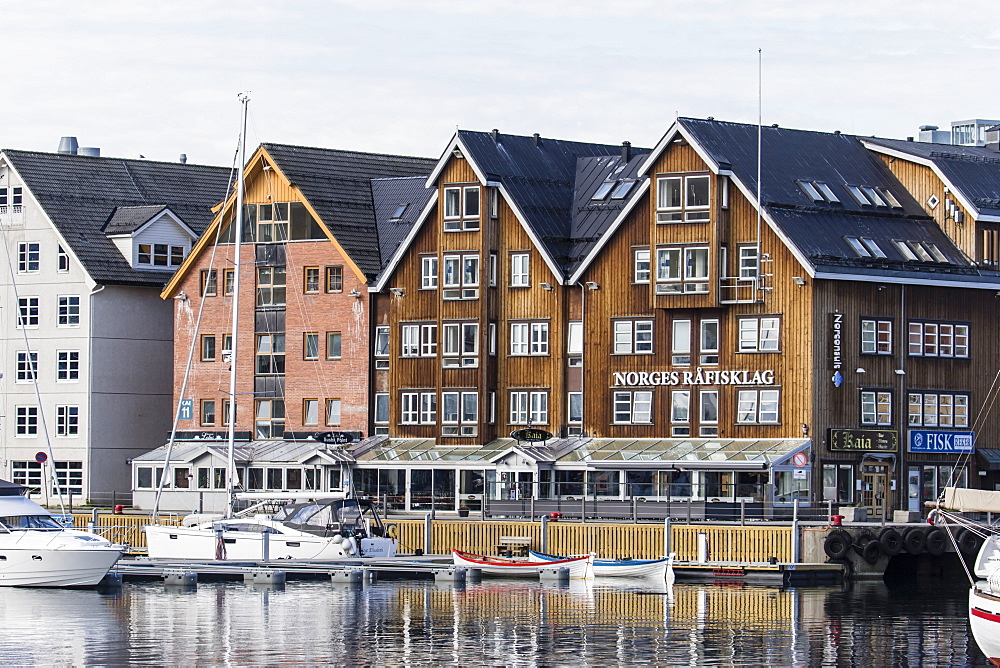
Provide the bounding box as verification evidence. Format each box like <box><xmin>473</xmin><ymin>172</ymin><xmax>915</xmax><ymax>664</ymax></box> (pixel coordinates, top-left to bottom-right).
<box><xmin>144</xmin><ymin>496</ymin><xmax>397</xmax><ymax>561</ymax></box>
<box><xmin>528</xmin><ymin>550</ymin><xmax>674</xmax><ymax>581</ymax></box>
<box><xmin>0</xmin><ymin>480</ymin><xmax>124</xmax><ymax>587</ymax></box>
<box><xmin>452</xmin><ymin>549</ymin><xmax>593</xmax><ymax>579</ymax></box>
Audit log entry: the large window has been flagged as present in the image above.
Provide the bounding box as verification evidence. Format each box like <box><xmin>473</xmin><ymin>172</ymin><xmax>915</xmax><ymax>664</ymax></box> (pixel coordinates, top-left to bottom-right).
<box><xmin>443</xmin><ymin>185</ymin><xmax>481</xmax><ymax>231</ymax></box>
<box><xmin>401</xmin><ymin>391</ymin><xmax>436</xmax><ymax>425</ymax></box>
<box><xmin>509</xmin><ymin>390</ymin><xmax>548</xmax><ymax>425</ymax></box>
<box><xmin>908</xmin><ymin>391</ymin><xmax>969</xmax><ymax>428</ymax></box>
<box><xmin>737</xmin><ymin>389</ymin><xmax>780</xmax><ymax>424</ymax></box>
<box><xmin>16</xmin><ymin>351</ymin><xmax>37</xmax><ymax>383</ymax></box>
<box><xmin>401</xmin><ymin>324</ymin><xmax>437</xmax><ymax>358</ymax></box>
<box><xmin>861</xmin><ymin>319</ymin><xmax>892</xmax><ymax>355</ymax></box>
<box><xmin>11</xmin><ymin>461</ymin><xmax>42</xmax><ymax>492</ymax></box>
<box><xmin>861</xmin><ymin>390</ymin><xmax>892</xmax><ymax>426</ymax></box>
<box><xmin>613</xmin><ymin>390</ymin><xmax>653</xmax><ymax>424</ymax></box>
<box><xmin>17</xmin><ymin>242</ymin><xmax>39</xmax><ymax>273</ymax></box>
<box><xmin>442</xmin><ymin>253</ymin><xmax>479</xmax><ymax>300</ymax></box>
<box><xmin>57</xmin><ymin>351</ymin><xmax>79</xmax><ymax>381</ymax></box>
<box><xmin>255</xmin><ymin>334</ymin><xmax>285</xmax><ymax>374</ymax></box>
<box><xmin>53</xmin><ymin>461</ymin><xmax>83</xmax><ymax>496</ymax></box>
<box><xmin>613</xmin><ymin>319</ymin><xmax>653</xmax><ymax>354</ymax></box>
<box><xmin>656</xmin><ymin>174</ymin><xmax>710</xmax><ymax>223</ymax></box>
<box><xmin>441</xmin><ymin>391</ymin><xmax>478</xmax><ymax>436</ymax></box>
<box><xmin>738</xmin><ymin>316</ymin><xmax>780</xmax><ymax>352</ymax></box>
<box><xmin>443</xmin><ymin>322</ymin><xmax>478</xmax><ymax>366</ymax></box>
<box><xmin>908</xmin><ymin>321</ymin><xmax>969</xmax><ymax>358</ymax></box>
<box><xmin>56</xmin><ymin>405</ymin><xmax>79</xmax><ymax>437</ymax></box>
<box><xmin>655</xmin><ymin>246</ymin><xmax>709</xmax><ymax>293</ymax></box>
<box><xmin>138</xmin><ymin>243</ymin><xmax>184</xmax><ymax>267</ymax></box>
<box><xmin>17</xmin><ymin>297</ymin><xmax>38</xmax><ymax>328</ymax></box>
<box><xmin>256</xmin><ymin>266</ymin><xmax>287</xmax><ymax>307</ymax></box>
<box><xmin>15</xmin><ymin>406</ymin><xmax>38</xmax><ymax>436</ymax></box>
<box><xmin>255</xmin><ymin>399</ymin><xmax>285</xmax><ymax>438</ymax></box>
<box><xmin>57</xmin><ymin>296</ymin><xmax>80</xmax><ymax>326</ymax></box>
<box><xmin>823</xmin><ymin>464</ymin><xmax>855</xmax><ymax>504</ymax></box>
<box><xmin>510</xmin><ymin>322</ymin><xmax>548</xmax><ymax>356</ymax></box>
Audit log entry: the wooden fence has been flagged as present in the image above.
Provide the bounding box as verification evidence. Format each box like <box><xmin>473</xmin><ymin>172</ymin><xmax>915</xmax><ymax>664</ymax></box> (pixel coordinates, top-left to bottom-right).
<box><xmin>75</xmin><ymin>513</ymin><xmax>792</xmax><ymax>562</ymax></box>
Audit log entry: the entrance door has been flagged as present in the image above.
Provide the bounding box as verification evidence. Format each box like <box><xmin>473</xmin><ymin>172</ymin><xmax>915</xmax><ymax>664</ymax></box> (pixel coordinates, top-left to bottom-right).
<box><xmin>861</xmin><ymin>464</ymin><xmax>889</xmax><ymax>520</ymax></box>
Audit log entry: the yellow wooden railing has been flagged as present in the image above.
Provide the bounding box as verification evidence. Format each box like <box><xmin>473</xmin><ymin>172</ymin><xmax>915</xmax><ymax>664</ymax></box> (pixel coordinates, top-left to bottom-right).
<box><xmin>73</xmin><ymin>513</ymin><xmax>792</xmax><ymax>562</ymax></box>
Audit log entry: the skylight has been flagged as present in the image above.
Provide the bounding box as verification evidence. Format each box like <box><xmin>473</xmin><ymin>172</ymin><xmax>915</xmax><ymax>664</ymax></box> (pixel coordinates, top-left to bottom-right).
<box><xmin>893</xmin><ymin>239</ymin><xmax>949</xmax><ymax>263</ymax></box>
<box><xmin>879</xmin><ymin>188</ymin><xmax>902</xmax><ymax>208</ymax></box>
<box><xmin>894</xmin><ymin>240</ymin><xmax>918</xmax><ymax>261</ymax></box>
<box><xmin>591</xmin><ymin>181</ymin><xmax>615</xmax><ymax>201</ymax></box>
<box><xmin>908</xmin><ymin>241</ymin><xmax>933</xmax><ymax>262</ymax></box>
<box><xmin>798</xmin><ymin>181</ymin><xmax>824</xmax><ymax>202</ymax></box>
<box><xmin>862</xmin><ymin>187</ymin><xmax>887</xmax><ymax>207</ymax></box>
<box><xmin>610</xmin><ymin>180</ymin><xmax>635</xmax><ymax>200</ymax></box>
<box><xmin>861</xmin><ymin>238</ymin><xmax>887</xmax><ymax>258</ymax></box>
<box><xmin>847</xmin><ymin>185</ymin><xmax>871</xmax><ymax>206</ymax></box>
<box><xmin>845</xmin><ymin>236</ymin><xmax>870</xmax><ymax>257</ymax></box>
<box><xmin>391</xmin><ymin>204</ymin><xmax>408</xmax><ymax>219</ymax></box>
<box><xmin>797</xmin><ymin>180</ymin><xmax>840</xmax><ymax>204</ymax></box>
<box><xmin>816</xmin><ymin>182</ymin><xmax>840</xmax><ymax>203</ymax></box>
<box><xmin>926</xmin><ymin>243</ymin><xmax>948</xmax><ymax>262</ymax></box>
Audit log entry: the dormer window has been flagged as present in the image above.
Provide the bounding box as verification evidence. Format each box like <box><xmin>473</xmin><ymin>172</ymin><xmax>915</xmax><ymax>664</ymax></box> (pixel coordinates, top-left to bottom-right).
<box><xmin>138</xmin><ymin>243</ymin><xmax>185</xmax><ymax>267</ymax></box>
<box><xmin>443</xmin><ymin>185</ymin><xmax>480</xmax><ymax>231</ymax></box>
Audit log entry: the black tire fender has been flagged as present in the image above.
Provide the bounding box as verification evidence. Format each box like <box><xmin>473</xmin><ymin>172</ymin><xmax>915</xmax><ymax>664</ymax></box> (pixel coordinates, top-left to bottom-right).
<box><xmin>956</xmin><ymin>528</ymin><xmax>983</xmax><ymax>556</ymax></box>
<box><xmin>853</xmin><ymin>528</ymin><xmax>876</xmax><ymax>550</ymax></box>
<box><xmin>824</xmin><ymin>530</ymin><xmax>852</xmax><ymax>560</ymax></box>
<box><xmin>903</xmin><ymin>526</ymin><xmax>927</xmax><ymax>554</ymax></box>
<box><xmin>925</xmin><ymin>527</ymin><xmax>947</xmax><ymax>556</ymax></box>
<box><xmin>878</xmin><ymin>527</ymin><xmax>903</xmax><ymax>556</ymax></box>
<box><xmin>861</xmin><ymin>540</ymin><xmax>882</xmax><ymax>565</ymax></box>
<box><xmin>830</xmin><ymin>557</ymin><xmax>853</xmax><ymax>578</ymax></box>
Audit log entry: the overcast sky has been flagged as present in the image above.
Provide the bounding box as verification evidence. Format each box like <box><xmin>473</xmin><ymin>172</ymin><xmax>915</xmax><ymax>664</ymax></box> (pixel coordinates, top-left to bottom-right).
<box><xmin>4</xmin><ymin>1</ymin><xmax>998</xmax><ymax>168</ymax></box>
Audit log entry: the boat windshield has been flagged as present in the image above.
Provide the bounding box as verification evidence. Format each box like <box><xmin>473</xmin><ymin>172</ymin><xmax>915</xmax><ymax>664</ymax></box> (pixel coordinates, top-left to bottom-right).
<box><xmin>0</xmin><ymin>515</ymin><xmax>64</xmax><ymax>531</ymax></box>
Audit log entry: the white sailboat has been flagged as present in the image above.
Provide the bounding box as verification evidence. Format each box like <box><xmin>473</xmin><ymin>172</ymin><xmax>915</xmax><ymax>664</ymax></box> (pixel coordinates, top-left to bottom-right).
<box><xmin>143</xmin><ymin>95</ymin><xmax>397</xmax><ymax>562</ymax></box>
<box><xmin>0</xmin><ymin>479</ymin><xmax>123</xmax><ymax>587</ymax></box>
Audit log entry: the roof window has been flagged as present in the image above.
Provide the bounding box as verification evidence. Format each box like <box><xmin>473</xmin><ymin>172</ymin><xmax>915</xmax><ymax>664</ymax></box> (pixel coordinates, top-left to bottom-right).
<box><xmin>610</xmin><ymin>180</ymin><xmax>635</xmax><ymax>200</ymax></box>
<box><xmin>797</xmin><ymin>180</ymin><xmax>840</xmax><ymax>204</ymax></box>
<box><xmin>894</xmin><ymin>239</ymin><xmax>949</xmax><ymax>263</ymax></box>
<box><xmin>845</xmin><ymin>236</ymin><xmax>870</xmax><ymax>257</ymax></box>
<box><xmin>391</xmin><ymin>204</ymin><xmax>408</xmax><ymax>220</ymax></box>
<box><xmin>862</xmin><ymin>238</ymin><xmax>886</xmax><ymax>258</ymax></box>
<box><xmin>591</xmin><ymin>181</ymin><xmax>615</xmax><ymax>201</ymax></box>
<box><xmin>846</xmin><ymin>184</ymin><xmax>903</xmax><ymax>209</ymax></box>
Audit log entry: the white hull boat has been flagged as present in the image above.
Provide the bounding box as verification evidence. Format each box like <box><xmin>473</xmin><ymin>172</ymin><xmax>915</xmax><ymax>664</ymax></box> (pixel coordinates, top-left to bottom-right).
<box><xmin>452</xmin><ymin>549</ymin><xmax>593</xmax><ymax>579</ymax></box>
<box><xmin>970</xmin><ymin>585</ymin><xmax>1000</xmax><ymax>666</ymax></box>
<box><xmin>529</xmin><ymin>550</ymin><xmax>674</xmax><ymax>581</ymax></box>
<box><xmin>0</xmin><ymin>490</ymin><xmax>123</xmax><ymax>587</ymax></box>
<box><xmin>145</xmin><ymin>497</ymin><xmax>397</xmax><ymax>561</ymax></box>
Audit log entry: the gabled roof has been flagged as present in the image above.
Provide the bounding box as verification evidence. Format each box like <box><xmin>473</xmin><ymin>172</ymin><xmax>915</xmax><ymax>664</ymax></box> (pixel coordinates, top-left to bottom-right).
<box><xmin>261</xmin><ymin>144</ymin><xmax>436</xmax><ymax>279</ymax></box>
<box><xmin>2</xmin><ymin>149</ymin><xmax>231</xmax><ymax>286</ymax></box>
<box><xmin>103</xmin><ymin>205</ymin><xmax>169</xmax><ymax>235</ymax></box>
<box><xmin>623</xmin><ymin>118</ymin><xmax>1000</xmax><ymax>287</ymax></box>
<box><xmin>863</xmin><ymin>137</ymin><xmax>1000</xmax><ymax>220</ymax></box>
<box><xmin>371</xmin><ymin>176</ymin><xmax>435</xmax><ymax>270</ymax></box>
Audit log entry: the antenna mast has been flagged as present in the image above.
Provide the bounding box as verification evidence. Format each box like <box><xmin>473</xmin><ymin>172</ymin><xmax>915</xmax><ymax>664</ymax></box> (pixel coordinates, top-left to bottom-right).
<box><xmin>756</xmin><ymin>48</ymin><xmax>763</xmax><ymax>302</ymax></box>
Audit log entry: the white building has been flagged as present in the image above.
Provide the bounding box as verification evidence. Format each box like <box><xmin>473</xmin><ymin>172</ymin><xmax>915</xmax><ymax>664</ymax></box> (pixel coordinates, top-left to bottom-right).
<box><xmin>0</xmin><ymin>143</ymin><xmax>229</xmax><ymax>504</ymax></box>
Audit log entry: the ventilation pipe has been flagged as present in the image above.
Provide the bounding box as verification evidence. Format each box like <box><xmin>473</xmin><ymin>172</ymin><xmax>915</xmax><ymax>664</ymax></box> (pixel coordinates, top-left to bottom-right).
<box><xmin>179</xmin><ymin>154</ymin><xmax>188</xmax><ymax>164</ymax></box>
<box><xmin>57</xmin><ymin>137</ymin><xmax>79</xmax><ymax>155</ymax></box>
<box><xmin>78</xmin><ymin>147</ymin><xmax>100</xmax><ymax>157</ymax></box>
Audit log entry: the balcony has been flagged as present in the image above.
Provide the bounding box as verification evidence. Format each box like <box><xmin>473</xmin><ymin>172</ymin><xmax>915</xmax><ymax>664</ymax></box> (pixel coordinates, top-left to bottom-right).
<box><xmin>0</xmin><ymin>205</ymin><xmax>24</xmax><ymax>230</ymax></box>
<box><xmin>719</xmin><ymin>276</ymin><xmax>762</xmax><ymax>304</ymax></box>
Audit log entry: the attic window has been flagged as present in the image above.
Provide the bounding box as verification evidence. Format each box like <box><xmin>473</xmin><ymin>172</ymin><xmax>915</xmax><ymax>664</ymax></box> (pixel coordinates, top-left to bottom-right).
<box><xmin>847</xmin><ymin>185</ymin><xmax>871</xmax><ymax>206</ymax></box>
<box><xmin>798</xmin><ymin>181</ymin><xmax>824</xmax><ymax>202</ymax></box>
<box><xmin>880</xmin><ymin>188</ymin><xmax>902</xmax><ymax>208</ymax></box>
<box><xmin>815</xmin><ymin>182</ymin><xmax>840</xmax><ymax>203</ymax></box>
<box><xmin>610</xmin><ymin>180</ymin><xmax>635</xmax><ymax>200</ymax></box>
<box><xmin>798</xmin><ymin>180</ymin><xmax>840</xmax><ymax>204</ymax></box>
<box><xmin>847</xmin><ymin>184</ymin><xmax>901</xmax><ymax>209</ymax></box>
<box><xmin>391</xmin><ymin>204</ymin><xmax>408</xmax><ymax>220</ymax></box>
<box><xmin>862</xmin><ymin>238</ymin><xmax>886</xmax><ymax>258</ymax></box>
<box><xmin>894</xmin><ymin>240</ymin><xmax>947</xmax><ymax>263</ymax></box>
<box><xmin>845</xmin><ymin>237</ymin><xmax>870</xmax><ymax>257</ymax></box>
<box><xmin>591</xmin><ymin>181</ymin><xmax>615</xmax><ymax>201</ymax></box>
<box><xmin>894</xmin><ymin>240</ymin><xmax>918</xmax><ymax>261</ymax></box>
<box><xmin>926</xmin><ymin>243</ymin><xmax>948</xmax><ymax>262</ymax></box>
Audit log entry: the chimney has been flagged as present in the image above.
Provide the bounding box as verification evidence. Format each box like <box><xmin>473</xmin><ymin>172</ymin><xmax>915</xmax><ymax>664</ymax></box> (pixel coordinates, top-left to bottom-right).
<box><xmin>78</xmin><ymin>147</ymin><xmax>100</xmax><ymax>157</ymax></box>
<box><xmin>532</xmin><ymin>133</ymin><xmax>541</xmax><ymax>147</ymax></box>
<box><xmin>57</xmin><ymin>137</ymin><xmax>79</xmax><ymax>155</ymax></box>
<box><xmin>179</xmin><ymin>154</ymin><xmax>188</xmax><ymax>164</ymax></box>
<box><xmin>490</xmin><ymin>129</ymin><xmax>499</xmax><ymax>143</ymax></box>
<box><xmin>621</xmin><ymin>141</ymin><xmax>632</xmax><ymax>163</ymax></box>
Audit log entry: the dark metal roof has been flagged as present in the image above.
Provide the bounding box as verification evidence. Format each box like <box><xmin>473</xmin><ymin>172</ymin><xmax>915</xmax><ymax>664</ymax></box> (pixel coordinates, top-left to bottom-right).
<box><xmin>457</xmin><ymin>131</ymin><xmax>646</xmax><ymax>277</ymax></box>
<box><xmin>261</xmin><ymin>144</ymin><xmax>435</xmax><ymax>279</ymax></box>
<box><xmin>676</xmin><ymin>119</ymin><xmax>995</xmax><ymax>279</ymax></box>
<box><xmin>978</xmin><ymin>448</ymin><xmax>1000</xmax><ymax>471</ymax></box>
<box><xmin>865</xmin><ymin>137</ymin><xmax>1000</xmax><ymax>217</ymax></box>
<box><xmin>3</xmin><ymin>149</ymin><xmax>231</xmax><ymax>286</ymax></box>
<box><xmin>103</xmin><ymin>205</ymin><xmax>168</xmax><ymax>235</ymax></box>
<box><xmin>371</xmin><ymin>176</ymin><xmax>434</xmax><ymax>273</ymax></box>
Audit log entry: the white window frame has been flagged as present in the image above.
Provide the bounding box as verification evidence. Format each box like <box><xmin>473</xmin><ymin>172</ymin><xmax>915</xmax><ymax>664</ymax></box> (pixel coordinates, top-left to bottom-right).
<box><xmin>374</xmin><ymin>393</ymin><xmax>389</xmax><ymax>425</ymax></box>
<box><xmin>738</xmin><ymin>246</ymin><xmax>758</xmax><ymax>280</ymax></box>
<box><xmin>17</xmin><ymin>297</ymin><xmax>39</xmax><ymax>328</ymax></box>
<box><xmin>420</xmin><ymin>324</ymin><xmax>437</xmax><ymax>357</ymax></box>
<box><xmin>568</xmin><ymin>392</ymin><xmax>583</xmax><ymax>424</ymax></box>
<box><xmin>908</xmin><ymin>391</ymin><xmax>969</xmax><ymax>428</ymax></box>
<box><xmin>700</xmin><ymin>319</ymin><xmax>719</xmax><ymax>365</ymax></box>
<box><xmin>510</xmin><ymin>253</ymin><xmax>530</xmax><ymax>287</ymax></box>
<box><xmin>15</xmin><ymin>405</ymin><xmax>38</xmax><ymax>436</ymax></box>
<box><xmin>908</xmin><ymin>321</ymin><xmax>969</xmax><ymax>358</ymax></box>
<box><xmin>613</xmin><ymin>390</ymin><xmax>653</xmax><ymax>424</ymax></box>
<box><xmin>655</xmin><ymin>246</ymin><xmax>710</xmax><ymax>293</ymax></box>
<box><xmin>55</xmin><ymin>405</ymin><xmax>79</xmax><ymax>437</ymax></box>
<box><xmin>17</xmin><ymin>242</ymin><xmax>39</xmax><ymax>273</ymax></box>
<box><xmin>375</xmin><ymin>326</ymin><xmax>390</xmax><ymax>357</ymax></box>
<box><xmin>567</xmin><ymin>321</ymin><xmax>583</xmax><ymax>356</ymax></box>
<box><xmin>419</xmin><ymin>392</ymin><xmax>437</xmax><ymax>424</ymax></box>
<box><xmin>443</xmin><ymin>185</ymin><xmax>480</xmax><ymax>231</ymax></box>
<box><xmin>15</xmin><ymin>351</ymin><xmax>38</xmax><ymax>383</ymax></box>
<box><xmin>442</xmin><ymin>253</ymin><xmax>480</xmax><ymax>300</ymax></box>
<box><xmin>672</xmin><ymin>319</ymin><xmax>691</xmax><ymax>365</ymax></box>
<box><xmin>57</xmin><ymin>295</ymin><xmax>81</xmax><ymax>327</ymax></box>
<box><xmin>656</xmin><ymin>174</ymin><xmax>710</xmax><ymax>222</ymax></box>
<box><xmin>700</xmin><ymin>389</ymin><xmax>719</xmax><ymax>436</ymax></box>
<box><xmin>860</xmin><ymin>390</ymin><xmax>892</xmax><ymax>426</ymax></box>
<box><xmin>442</xmin><ymin>322</ymin><xmax>478</xmax><ymax>367</ymax></box>
<box><xmin>861</xmin><ymin>319</ymin><xmax>892</xmax><ymax>355</ymax></box>
<box><xmin>57</xmin><ymin>246</ymin><xmax>70</xmax><ymax>272</ymax></box>
<box><xmin>634</xmin><ymin>248</ymin><xmax>651</xmax><ymax>283</ymax></box>
<box><xmin>613</xmin><ymin>319</ymin><xmax>653</xmax><ymax>355</ymax></box>
<box><xmin>738</xmin><ymin>316</ymin><xmax>780</xmax><ymax>352</ymax></box>
<box><xmin>401</xmin><ymin>392</ymin><xmax>419</xmax><ymax>424</ymax></box>
<box><xmin>737</xmin><ymin>389</ymin><xmax>781</xmax><ymax>424</ymax></box>
<box><xmin>57</xmin><ymin>350</ymin><xmax>80</xmax><ymax>382</ymax></box>
<box><xmin>401</xmin><ymin>324</ymin><xmax>420</xmax><ymax>357</ymax></box>
<box><xmin>420</xmin><ymin>256</ymin><xmax>438</xmax><ymax>289</ymax></box>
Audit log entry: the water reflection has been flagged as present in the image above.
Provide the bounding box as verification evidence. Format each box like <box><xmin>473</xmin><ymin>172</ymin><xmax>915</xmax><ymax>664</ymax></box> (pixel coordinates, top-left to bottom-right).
<box><xmin>0</xmin><ymin>576</ymin><xmax>986</xmax><ymax>666</ymax></box>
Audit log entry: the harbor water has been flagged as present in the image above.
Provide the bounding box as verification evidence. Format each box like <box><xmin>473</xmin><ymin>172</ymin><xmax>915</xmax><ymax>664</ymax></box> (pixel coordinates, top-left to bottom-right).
<box><xmin>0</xmin><ymin>571</ymin><xmax>987</xmax><ymax>666</ymax></box>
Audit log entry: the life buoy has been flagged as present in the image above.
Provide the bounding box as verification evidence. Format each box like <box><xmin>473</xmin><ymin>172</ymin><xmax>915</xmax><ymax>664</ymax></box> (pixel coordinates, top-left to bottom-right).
<box><xmin>956</xmin><ymin>528</ymin><xmax>982</xmax><ymax>556</ymax></box>
<box><xmin>878</xmin><ymin>528</ymin><xmax>903</xmax><ymax>556</ymax></box>
<box><xmin>387</xmin><ymin>524</ymin><xmax>399</xmax><ymax>541</ymax></box>
<box><xmin>824</xmin><ymin>529</ymin><xmax>852</xmax><ymax>560</ymax></box>
<box><xmin>924</xmin><ymin>527</ymin><xmax>947</xmax><ymax>555</ymax></box>
<box><xmin>903</xmin><ymin>526</ymin><xmax>926</xmax><ymax>554</ymax></box>
<box><xmin>861</xmin><ymin>540</ymin><xmax>881</xmax><ymax>565</ymax></box>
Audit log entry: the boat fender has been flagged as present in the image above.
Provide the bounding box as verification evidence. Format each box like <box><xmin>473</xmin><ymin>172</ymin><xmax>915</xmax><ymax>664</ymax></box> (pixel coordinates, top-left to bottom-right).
<box><xmin>924</xmin><ymin>527</ymin><xmax>947</xmax><ymax>556</ymax></box>
<box><xmin>878</xmin><ymin>528</ymin><xmax>903</xmax><ymax>556</ymax></box>
<box><xmin>823</xmin><ymin>530</ymin><xmax>852</xmax><ymax>560</ymax></box>
<box><xmin>830</xmin><ymin>557</ymin><xmax>853</xmax><ymax>579</ymax></box>
<box><xmin>387</xmin><ymin>524</ymin><xmax>399</xmax><ymax>541</ymax></box>
<box><xmin>852</xmin><ymin>529</ymin><xmax>877</xmax><ymax>557</ymax></box>
<box><xmin>861</xmin><ymin>540</ymin><xmax>881</xmax><ymax>565</ymax></box>
<box><xmin>903</xmin><ymin>526</ymin><xmax>927</xmax><ymax>554</ymax></box>
<box><xmin>956</xmin><ymin>528</ymin><xmax>983</xmax><ymax>556</ymax></box>
<box><xmin>344</xmin><ymin>536</ymin><xmax>357</xmax><ymax>556</ymax></box>
<box><xmin>332</xmin><ymin>534</ymin><xmax>344</xmax><ymax>544</ymax></box>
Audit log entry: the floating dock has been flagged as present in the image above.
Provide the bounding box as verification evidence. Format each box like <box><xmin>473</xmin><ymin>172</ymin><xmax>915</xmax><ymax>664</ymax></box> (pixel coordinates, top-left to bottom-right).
<box><xmin>672</xmin><ymin>560</ymin><xmax>844</xmax><ymax>585</ymax></box>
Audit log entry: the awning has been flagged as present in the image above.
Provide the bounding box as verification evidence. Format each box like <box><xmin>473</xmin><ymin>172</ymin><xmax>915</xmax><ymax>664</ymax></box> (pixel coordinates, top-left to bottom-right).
<box><xmin>977</xmin><ymin>448</ymin><xmax>1000</xmax><ymax>471</ymax></box>
<box><xmin>563</xmin><ymin>438</ymin><xmax>811</xmax><ymax>471</ymax></box>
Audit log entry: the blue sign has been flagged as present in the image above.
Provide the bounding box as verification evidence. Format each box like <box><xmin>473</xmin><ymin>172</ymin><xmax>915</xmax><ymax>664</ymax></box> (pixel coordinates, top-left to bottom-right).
<box><xmin>908</xmin><ymin>430</ymin><xmax>974</xmax><ymax>454</ymax></box>
<box><xmin>178</xmin><ymin>399</ymin><xmax>193</xmax><ymax>421</ymax></box>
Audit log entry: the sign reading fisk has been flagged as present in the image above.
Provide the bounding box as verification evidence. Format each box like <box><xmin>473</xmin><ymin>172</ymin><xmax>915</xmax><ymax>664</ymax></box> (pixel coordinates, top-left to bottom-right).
<box><xmin>612</xmin><ymin>368</ymin><xmax>775</xmax><ymax>387</ymax></box>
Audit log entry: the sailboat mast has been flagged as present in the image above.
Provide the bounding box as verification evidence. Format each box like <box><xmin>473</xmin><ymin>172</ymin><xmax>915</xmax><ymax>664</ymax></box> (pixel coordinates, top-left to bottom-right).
<box><xmin>226</xmin><ymin>94</ymin><xmax>249</xmax><ymax>518</ymax></box>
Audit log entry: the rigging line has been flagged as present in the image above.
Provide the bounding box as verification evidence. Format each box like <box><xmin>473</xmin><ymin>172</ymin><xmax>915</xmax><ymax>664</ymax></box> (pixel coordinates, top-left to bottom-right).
<box><xmin>944</xmin><ymin>368</ymin><xmax>1000</xmax><ymax>494</ymax></box>
<box><xmin>151</xmin><ymin>114</ymin><xmax>245</xmax><ymax>517</ymax></box>
<box><xmin>0</xmin><ymin>225</ymin><xmax>63</xmax><ymax>512</ymax></box>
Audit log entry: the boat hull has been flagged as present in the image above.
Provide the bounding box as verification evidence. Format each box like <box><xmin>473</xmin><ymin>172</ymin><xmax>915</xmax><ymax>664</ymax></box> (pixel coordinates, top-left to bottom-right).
<box><xmin>452</xmin><ymin>550</ymin><xmax>592</xmax><ymax>579</ymax></box>
<box><xmin>0</xmin><ymin>531</ymin><xmax>123</xmax><ymax>587</ymax></box>
<box><xmin>971</xmin><ymin>586</ymin><xmax>1000</xmax><ymax>666</ymax></box>
<box><xmin>144</xmin><ymin>523</ymin><xmax>396</xmax><ymax>561</ymax></box>
<box><xmin>529</xmin><ymin>550</ymin><xmax>673</xmax><ymax>580</ymax></box>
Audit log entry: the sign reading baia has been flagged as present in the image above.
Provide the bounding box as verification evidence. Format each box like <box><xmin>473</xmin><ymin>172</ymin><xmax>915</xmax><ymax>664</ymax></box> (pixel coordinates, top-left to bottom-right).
<box><xmin>612</xmin><ymin>368</ymin><xmax>774</xmax><ymax>387</ymax></box>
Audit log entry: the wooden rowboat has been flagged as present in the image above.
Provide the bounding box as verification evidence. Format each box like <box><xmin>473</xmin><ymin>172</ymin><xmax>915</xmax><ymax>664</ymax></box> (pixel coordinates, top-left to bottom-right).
<box><xmin>452</xmin><ymin>549</ymin><xmax>593</xmax><ymax>579</ymax></box>
<box><xmin>528</xmin><ymin>550</ymin><xmax>674</xmax><ymax>581</ymax></box>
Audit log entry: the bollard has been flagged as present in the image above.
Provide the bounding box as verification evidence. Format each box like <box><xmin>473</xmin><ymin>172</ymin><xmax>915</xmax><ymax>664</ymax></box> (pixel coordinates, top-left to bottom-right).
<box><xmin>262</xmin><ymin>531</ymin><xmax>270</xmax><ymax>562</ymax></box>
<box><xmin>697</xmin><ymin>532</ymin><xmax>709</xmax><ymax>563</ymax></box>
<box><xmin>424</xmin><ymin>513</ymin><xmax>433</xmax><ymax>556</ymax></box>
<box><xmin>245</xmin><ymin>570</ymin><xmax>285</xmax><ymax>585</ymax></box>
<box><xmin>664</xmin><ymin>517</ymin><xmax>672</xmax><ymax>559</ymax></box>
<box><xmin>791</xmin><ymin>519</ymin><xmax>801</xmax><ymax>564</ymax></box>
<box><xmin>163</xmin><ymin>570</ymin><xmax>197</xmax><ymax>586</ymax></box>
<box><xmin>538</xmin><ymin>566</ymin><xmax>570</xmax><ymax>582</ymax></box>
<box><xmin>541</xmin><ymin>515</ymin><xmax>549</xmax><ymax>554</ymax></box>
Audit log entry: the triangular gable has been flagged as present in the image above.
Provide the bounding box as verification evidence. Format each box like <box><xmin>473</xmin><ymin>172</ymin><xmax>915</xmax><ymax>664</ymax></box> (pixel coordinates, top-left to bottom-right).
<box><xmin>105</xmin><ymin>206</ymin><xmax>198</xmax><ymax>239</ymax></box>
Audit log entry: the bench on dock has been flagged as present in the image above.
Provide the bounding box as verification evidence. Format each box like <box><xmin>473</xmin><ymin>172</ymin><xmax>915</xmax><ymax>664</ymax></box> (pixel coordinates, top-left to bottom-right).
<box><xmin>497</xmin><ymin>536</ymin><xmax>531</xmax><ymax>556</ymax></box>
